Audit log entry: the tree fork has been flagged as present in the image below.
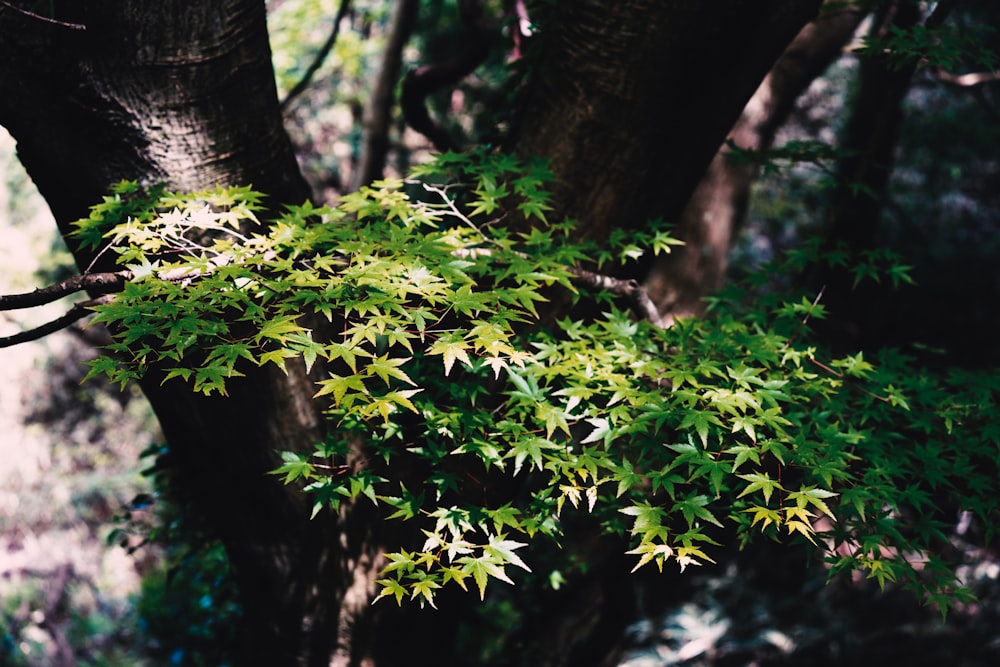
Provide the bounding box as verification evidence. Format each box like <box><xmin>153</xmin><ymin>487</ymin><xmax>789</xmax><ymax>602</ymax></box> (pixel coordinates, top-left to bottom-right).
<box><xmin>646</xmin><ymin>0</ymin><xmax>865</xmax><ymax>319</ymax></box>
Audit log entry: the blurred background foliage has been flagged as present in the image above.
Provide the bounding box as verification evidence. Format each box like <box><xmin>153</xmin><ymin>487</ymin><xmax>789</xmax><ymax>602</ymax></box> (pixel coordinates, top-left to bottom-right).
<box><xmin>1</xmin><ymin>0</ymin><xmax>999</xmax><ymax>664</ymax></box>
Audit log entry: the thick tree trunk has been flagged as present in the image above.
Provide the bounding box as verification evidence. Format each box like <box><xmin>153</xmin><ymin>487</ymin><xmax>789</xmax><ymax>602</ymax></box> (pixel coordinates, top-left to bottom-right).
<box><xmin>0</xmin><ymin>2</ymin><xmax>354</xmax><ymax>664</ymax></box>
<box><xmin>646</xmin><ymin>2</ymin><xmax>865</xmax><ymax>318</ymax></box>
<box><xmin>510</xmin><ymin>0</ymin><xmax>822</xmax><ymax>268</ymax></box>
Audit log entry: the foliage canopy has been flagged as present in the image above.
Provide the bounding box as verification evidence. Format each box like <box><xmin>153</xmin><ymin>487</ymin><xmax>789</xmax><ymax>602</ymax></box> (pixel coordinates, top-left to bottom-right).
<box><xmin>75</xmin><ymin>151</ymin><xmax>998</xmax><ymax>612</ymax></box>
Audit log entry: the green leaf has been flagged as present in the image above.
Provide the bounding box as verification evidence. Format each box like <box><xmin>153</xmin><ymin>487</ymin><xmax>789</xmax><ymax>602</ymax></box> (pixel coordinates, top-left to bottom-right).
<box><xmin>737</xmin><ymin>472</ymin><xmax>782</xmax><ymax>504</ymax></box>
<box><xmin>484</xmin><ymin>536</ymin><xmax>532</xmax><ymax>573</ymax></box>
<box><xmin>459</xmin><ymin>554</ymin><xmax>515</xmax><ymax>600</ymax></box>
<box><xmin>270</xmin><ymin>452</ymin><xmax>315</xmax><ymax>484</ymax></box>
<box><xmin>366</xmin><ymin>354</ymin><xmax>416</xmax><ymax>386</ymax></box>
<box><xmin>374</xmin><ymin>578</ymin><xmax>409</xmax><ymax>605</ymax></box>
<box><xmin>314</xmin><ymin>373</ymin><xmax>369</xmax><ymax>406</ymax></box>
<box><xmin>625</xmin><ymin>540</ymin><xmax>674</xmax><ymax>573</ymax></box>
<box><xmin>679</xmin><ymin>410</ymin><xmax>723</xmax><ymax>447</ymax></box>
<box><xmin>427</xmin><ymin>336</ymin><xmax>473</xmax><ymax>376</ymax></box>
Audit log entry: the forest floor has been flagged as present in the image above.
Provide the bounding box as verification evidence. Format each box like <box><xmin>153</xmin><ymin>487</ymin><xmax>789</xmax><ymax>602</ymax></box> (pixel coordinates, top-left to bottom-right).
<box><xmin>617</xmin><ymin>529</ymin><xmax>1000</xmax><ymax>666</ymax></box>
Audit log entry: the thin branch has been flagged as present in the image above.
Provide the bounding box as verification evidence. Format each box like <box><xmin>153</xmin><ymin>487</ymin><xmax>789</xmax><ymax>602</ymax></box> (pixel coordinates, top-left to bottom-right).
<box><xmin>935</xmin><ymin>69</ymin><xmax>1000</xmax><ymax>88</ymax></box>
<box><xmin>430</xmin><ymin>179</ymin><xmax>669</xmax><ymax>325</ymax></box>
<box><xmin>785</xmin><ymin>285</ymin><xmax>826</xmax><ymax>347</ymax></box>
<box><xmin>352</xmin><ymin>0</ymin><xmax>420</xmax><ymax>190</ymax></box>
<box><xmin>280</xmin><ymin>0</ymin><xmax>352</xmax><ymax>111</ymax></box>
<box><xmin>400</xmin><ymin>0</ymin><xmax>496</xmax><ymax>151</ymax></box>
<box><xmin>0</xmin><ymin>1</ymin><xmax>86</xmax><ymax>30</ymax></box>
<box><xmin>0</xmin><ymin>296</ymin><xmax>114</xmax><ymax>348</ymax></box>
<box><xmin>421</xmin><ymin>182</ymin><xmax>494</xmax><ymax>243</ymax></box>
<box><xmin>0</xmin><ymin>271</ymin><xmax>130</xmax><ymax>311</ymax></box>
<box><xmin>450</xmin><ymin>247</ymin><xmax>668</xmax><ymax>327</ymax></box>
<box><xmin>807</xmin><ymin>355</ymin><xmax>892</xmax><ymax>403</ymax></box>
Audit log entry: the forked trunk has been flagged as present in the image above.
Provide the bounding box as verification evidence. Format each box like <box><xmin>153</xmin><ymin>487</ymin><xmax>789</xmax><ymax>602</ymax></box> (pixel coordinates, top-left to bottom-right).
<box><xmin>511</xmin><ymin>0</ymin><xmax>822</xmax><ymax>325</ymax></box>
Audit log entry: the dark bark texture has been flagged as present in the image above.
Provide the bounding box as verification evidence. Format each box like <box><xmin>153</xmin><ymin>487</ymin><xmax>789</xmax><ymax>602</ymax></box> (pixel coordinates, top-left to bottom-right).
<box><xmin>0</xmin><ymin>2</ymin><xmax>352</xmax><ymax>664</ymax></box>
<box><xmin>511</xmin><ymin>1</ymin><xmax>823</xmax><ymax>321</ymax></box>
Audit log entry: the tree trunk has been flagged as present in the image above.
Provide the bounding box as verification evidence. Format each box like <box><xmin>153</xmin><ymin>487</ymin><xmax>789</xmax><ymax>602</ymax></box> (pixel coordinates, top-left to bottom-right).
<box><xmin>510</xmin><ymin>0</ymin><xmax>822</xmax><ymax>277</ymax></box>
<box><xmin>352</xmin><ymin>0</ymin><xmax>420</xmax><ymax>191</ymax></box>
<box><xmin>645</xmin><ymin>2</ymin><xmax>865</xmax><ymax>318</ymax></box>
<box><xmin>0</xmin><ymin>2</ymin><xmax>353</xmax><ymax>664</ymax></box>
<box><xmin>489</xmin><ymin>1</ymin><xmax>822</xmax><ymax>662</ymax></box>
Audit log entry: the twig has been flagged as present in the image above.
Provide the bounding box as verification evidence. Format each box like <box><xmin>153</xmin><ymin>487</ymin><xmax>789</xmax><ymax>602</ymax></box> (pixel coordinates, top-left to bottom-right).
<box><xmin>935</xmin><ymin>69</ymin><xmax>1000</xmax><ymax>88</ymax></box>
<box><xmin>0</xmin><ymin>1</ymin><xmax>86</xmax><ymax>30</ymax></box>
<box><xmin>0</xmin><ymin>296</ymin><xmax>114</xmax><ymax>348</ymax></box>
<box><xmin>806</xmin><ymin>355</ymin><xmax>892</xmax><ymax>403</ymax></box>
<box><xmin>280</xmin><ymin>0</ymin><xmax>352</xmax><ymax>111</ymax></box>
<box><xmin>785</xmin><ymin>285</ymin><xmax>826</xmax><ymax>347</ymax></box>
<box><xmin>421</xmin><ymin>182</ymin><xmax>494</xmax><ymax>243</ymax></box>
<box><xmin>450</xmin><ymin>247</ymin><xmax>668</xmax><ymax>327</ymax></box>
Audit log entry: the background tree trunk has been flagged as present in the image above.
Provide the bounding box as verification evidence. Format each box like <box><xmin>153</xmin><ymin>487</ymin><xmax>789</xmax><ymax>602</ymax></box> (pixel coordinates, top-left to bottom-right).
<box><xmin>478</xmin><ymin>2</ymin><xmax>824</xmax><ymax>662</ymax></box>
<box><xmin>352</xmin><ymin>0</ymin><xmax>420</xmax><ymax>191</ymax></box>
<box><xmin>815</xmin><ymin>0</ymin><xmax>928</xmax><ymax>346</ymax></box>
<box><xmin>645</xmin><ymin>1</ymin><xmax>865</xmax><ymax>318</ymax></box>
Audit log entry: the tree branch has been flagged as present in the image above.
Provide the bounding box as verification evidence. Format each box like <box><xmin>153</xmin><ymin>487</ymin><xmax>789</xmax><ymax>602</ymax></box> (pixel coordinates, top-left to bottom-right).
<box><xmin>352</xmin><ymin>0</ymin><xmax>420</xmax><ymax>190</ymax></box>
<box><xmin>450</xmin><ymin>247</ymin><xmax>669</xmax><ymax>327</ymax></box>
<box><xmin>280</xmin><ymin>0</ymin><xmax>352</xmax><ymax>111</ymax></box>
<box><xmin>400</xmin><ymin>0</ymin><xmax>497</xmax><ymax>151</ymax></box>
<box><xmin>0</xmin><ymin>1</ymin><xmax>86</xmax><ymax>30</ymax></box>
<box><xmin>570</xmin><ymin>267</ymin><xmax>668</xmax><ymax>326</ymax></box>
<box><xmin>0</xmin><ymin>295</ymin><xmax>114</xmax><ymax>348</ymax></box>
<box><xmin>0</xmin><ymin>271</ymin><xmax>130</xmax><ymax>311</ymax></box>
<box><xmin>935</xmin><ymin>69</ymin><xmax>1000</xmax><ymax>88</ymax></box>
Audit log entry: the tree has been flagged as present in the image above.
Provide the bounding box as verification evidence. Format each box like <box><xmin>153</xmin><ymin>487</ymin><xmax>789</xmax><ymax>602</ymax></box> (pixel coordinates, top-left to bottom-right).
<box><xmin>1</xmin><ymin>1</ymin><xmax>997</xmax><ymax>665</ymax></box>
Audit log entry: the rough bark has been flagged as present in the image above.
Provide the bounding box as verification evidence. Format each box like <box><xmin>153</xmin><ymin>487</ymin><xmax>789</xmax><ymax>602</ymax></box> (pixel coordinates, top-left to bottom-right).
<box><xmin>510</xmin><ymin>0</ymin><xmax>823</xmax><ymax>262</ymax></box>
<box><xmin>0</xmin><ymin>2</ymin><xmax>350</xmax><ymax>664</ymax></box>
<box><xmin>646</xmin><ymin>2</ymin><xmax>865</xmax><ymax>318</ymax></box>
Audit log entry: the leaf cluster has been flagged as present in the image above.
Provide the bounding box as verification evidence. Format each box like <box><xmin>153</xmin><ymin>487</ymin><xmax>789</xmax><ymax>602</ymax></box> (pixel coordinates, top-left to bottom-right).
<box><xmin>857</xmin><ymin>20</ymin><xmax>998</xmax><ymax>73</ymax></box>
<box><xmin>79</xmin><ymin>152</ymin><xmax>999</xmax><ymax>612</ymax></box>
